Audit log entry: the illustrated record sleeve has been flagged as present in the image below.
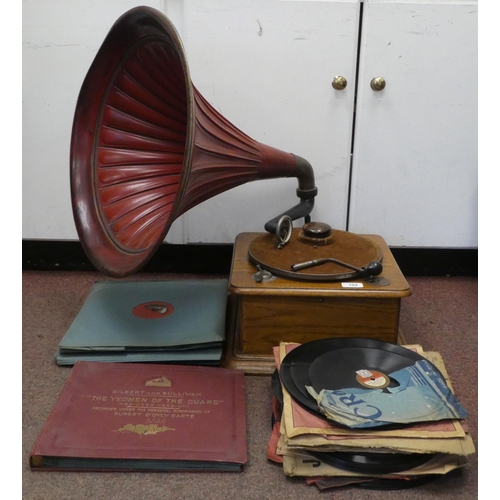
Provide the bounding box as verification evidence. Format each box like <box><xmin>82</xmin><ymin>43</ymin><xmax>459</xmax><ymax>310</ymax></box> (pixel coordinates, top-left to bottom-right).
<box><xmin>30</xmin><ymin>361</ymin><xmax>247</xmax><ymax>471</ymax></box>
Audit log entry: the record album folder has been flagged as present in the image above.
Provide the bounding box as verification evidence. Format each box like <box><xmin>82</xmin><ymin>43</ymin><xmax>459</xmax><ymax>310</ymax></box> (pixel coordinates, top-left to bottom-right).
<box><xmin>56</xmin><ymin>279</ymin><xmax>228</xmax><ymax>365</ymax></box>
<box><xmin>30</xmin><ymin>362</ymin><xmax>247</xmax><ymax>471</ymax></box>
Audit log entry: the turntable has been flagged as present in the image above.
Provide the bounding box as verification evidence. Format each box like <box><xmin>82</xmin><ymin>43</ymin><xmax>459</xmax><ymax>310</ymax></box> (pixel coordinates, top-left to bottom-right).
<box><xmin>68</xmin><ymin>7</ymin><xmax>410</xmax><ymax>374</ymax></box>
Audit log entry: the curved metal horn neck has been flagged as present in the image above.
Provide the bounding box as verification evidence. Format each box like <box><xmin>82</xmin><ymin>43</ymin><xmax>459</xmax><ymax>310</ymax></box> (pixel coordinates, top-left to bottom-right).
<box><xmin>264</xmin><ymin>154</ymin><xmax>318</xmax><ymax>234</ymax></box>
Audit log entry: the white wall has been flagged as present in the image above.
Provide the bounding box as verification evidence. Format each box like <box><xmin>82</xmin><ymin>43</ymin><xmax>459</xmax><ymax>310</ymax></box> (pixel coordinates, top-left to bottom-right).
<box><xmin>23</xmin><ymin>0</ymin><xmax>360</xmax><ymax>244</ymax></box>
<box><xmin>22</xmin><ymin>0</ymin><xmax>477</xmax><ymax>248</ymax></box>
<box><xmin>22</xmin><ymin>0</ymin><xmax>165</xmax><ymax>241</ymax></box>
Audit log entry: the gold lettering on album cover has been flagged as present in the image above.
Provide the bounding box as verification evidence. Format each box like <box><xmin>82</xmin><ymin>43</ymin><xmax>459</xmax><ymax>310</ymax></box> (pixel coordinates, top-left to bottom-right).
<box><xmin>116</xmin><ymin>423</ymin><xmax>175</xmax><ymax>435</ymax></box>
<box><xmin>110</xmin><ymin>390</ymin><xmax>203</xmax><ymax>397</ymax></box>
<box><xmin>85</xmin><ymin>384</ymin><xmax>225</xmax><ymax>433</ymax></box>
<box><xmin>145</xmin><ymin>377</ymin><xmax>171</xmax><ymax>387</ymax></box>
<box><xmin>111</xmin><ymin>397</ymin><xmax>149</xmax><ymax>403</ymax></box>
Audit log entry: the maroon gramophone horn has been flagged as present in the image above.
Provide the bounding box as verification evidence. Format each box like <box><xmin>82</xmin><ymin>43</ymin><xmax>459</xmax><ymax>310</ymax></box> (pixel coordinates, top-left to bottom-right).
<box><xmin>71</xmin><ymin>6</ymin><xmax>317</xmax><ymax>277</ymax></box>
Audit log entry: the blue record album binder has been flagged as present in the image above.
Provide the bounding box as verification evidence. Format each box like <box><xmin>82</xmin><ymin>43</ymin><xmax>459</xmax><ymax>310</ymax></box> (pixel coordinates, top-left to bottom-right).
<box><xmin>55</xmin><ymin>279</ymin><xmax>228</xmax><ymax>365</ymax></box>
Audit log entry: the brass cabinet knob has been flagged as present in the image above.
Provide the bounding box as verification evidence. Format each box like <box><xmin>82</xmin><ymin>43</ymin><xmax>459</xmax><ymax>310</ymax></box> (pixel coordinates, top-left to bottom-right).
<box><xmin>370</xmin><ymin>77</ymin><xmax>386</xmax><ymax>91</ymax></box>
<box><xmin>332</xmin><ymin>76</ymin><xmax>347</xmax><ymax>90</ymax></box>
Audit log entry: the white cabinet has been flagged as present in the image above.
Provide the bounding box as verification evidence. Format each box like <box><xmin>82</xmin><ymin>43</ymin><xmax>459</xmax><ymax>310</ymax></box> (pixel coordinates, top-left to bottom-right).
<box><xmin>166</xmin><ymin>0</ymin><xmax>361</xmax><ymax>244</ymax></box>
<box><xmin>169</xmin><ymin>0</ymin><xmax>477</xmax><ymax>248</ymax></box>
<box><xmin>22</xmin><ymin>0</ymin><xmax>477</xmax><ymax>249</ymax></box>
<box><xmin>348</xmin><ymin>0</ymin><xmax>478</xmax><ymax>247</ymax></box>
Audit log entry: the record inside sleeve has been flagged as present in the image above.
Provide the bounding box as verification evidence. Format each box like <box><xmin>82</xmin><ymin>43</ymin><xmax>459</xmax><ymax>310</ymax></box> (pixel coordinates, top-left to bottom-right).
<box><xmin>279</xmin><ymin>338</ymin><xmax>431</xmax><ymax>423</ymax></box>
<box><xmin>279</xmin><ymin>357</ymin><xmax>327</xmax><ymax>420</ymax></box>
<box><xmin>308</xmin><ymin>450</ymin><xmax>435</xmax><ymax>474</ymax></box>
<box><xmin>356</xmin><ymin>475</ymin><xmax>437</xmax><ymax>491</ymax></box>
<box><xmin>307</xmin><ymin>343</ymin><xmax>426</xmax><ymax>394</ymax></box>
<box><xmin>314</xmin><ymin>474</ymin><xmax>437</xmax><ymax>491</ymax></box>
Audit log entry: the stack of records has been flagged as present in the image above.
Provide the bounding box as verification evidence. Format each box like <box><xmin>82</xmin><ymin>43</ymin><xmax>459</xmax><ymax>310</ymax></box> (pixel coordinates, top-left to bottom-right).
<box><xmin>267</xmin><ymin>338</ymin><xmax>475</xmax><ymax>491</ymax></box>
<box><xmin>55</xmin><ymin>279</ymin><xmax>228</xmax><ymax>366</ymax></box>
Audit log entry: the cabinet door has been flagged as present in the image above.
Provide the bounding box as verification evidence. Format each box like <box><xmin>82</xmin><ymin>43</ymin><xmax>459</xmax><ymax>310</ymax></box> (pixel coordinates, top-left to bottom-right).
<box><xmin>348</xmin><ymin>0</ymin><xmax>478</xmax><ymax>247</ymax></box>
<box><xmin>165</xmin><ymin>0</ymin><xmax>360</xmax><ymax>243</ymax></box>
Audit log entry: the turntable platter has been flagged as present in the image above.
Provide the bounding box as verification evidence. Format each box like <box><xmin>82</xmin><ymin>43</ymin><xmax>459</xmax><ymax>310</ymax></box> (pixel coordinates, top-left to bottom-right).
<box><xmin>248</xmin><ymin>228</ymin><xmax>383</xmax><ymax>281</ymax></box>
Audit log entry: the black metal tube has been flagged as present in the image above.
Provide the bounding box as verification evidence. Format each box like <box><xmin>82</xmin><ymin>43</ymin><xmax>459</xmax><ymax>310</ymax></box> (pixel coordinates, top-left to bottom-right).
<box><xmin>264</xmin><ymin>154</ymin><xmax>318</xmax><ymax>233</ymax></box>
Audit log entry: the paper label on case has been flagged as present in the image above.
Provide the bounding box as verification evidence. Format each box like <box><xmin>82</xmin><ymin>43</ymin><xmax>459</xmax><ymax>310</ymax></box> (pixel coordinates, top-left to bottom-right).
<box><xmin>341</xmin><ymin>283</ymin><xmax>364</xmax><ymax>288</ymax></box>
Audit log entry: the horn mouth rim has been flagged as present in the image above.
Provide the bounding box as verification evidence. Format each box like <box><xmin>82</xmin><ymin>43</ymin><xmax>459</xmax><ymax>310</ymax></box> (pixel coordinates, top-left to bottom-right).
<box><xmin>70</xmin><ymin>7</ymin><xmax>194</xmax><ymax>277</ymax></box>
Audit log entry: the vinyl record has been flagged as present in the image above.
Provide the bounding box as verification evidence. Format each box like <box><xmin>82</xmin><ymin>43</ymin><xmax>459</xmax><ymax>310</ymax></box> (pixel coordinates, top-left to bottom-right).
<box><xmin>356</xmin><ymin>475</ymin><xmax>437</xmax><ymax>491</ymax></box>
<box><xmin>280</xmin><ymin>338</ymin><xmax>428</xmax><ymax>423</ymax></box>
<box><xmin>308</xmin><ymin>450</ymin><xmax>435</xmax><ymax>474</ymax></box>
<box><xmin>307</xmin><ymin>342</ymin><xmax>428</xmax><ymax>395</ymax></box>
<box><xmin>314</xmin><ymin>474</ymin><xmax>437</xmax><ymax>491</ymax></box>
<box><xmin>279</xmin><ymin>345</ymin><xmax>329</xmax><ymax>421</ymax></box>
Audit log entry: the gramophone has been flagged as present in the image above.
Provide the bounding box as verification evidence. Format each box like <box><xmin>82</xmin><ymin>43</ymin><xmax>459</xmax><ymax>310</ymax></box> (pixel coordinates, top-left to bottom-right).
<box><xmin>71</xmin><ymin>7</ymin><xmax>410</xmax><ymax>374</ymax></box>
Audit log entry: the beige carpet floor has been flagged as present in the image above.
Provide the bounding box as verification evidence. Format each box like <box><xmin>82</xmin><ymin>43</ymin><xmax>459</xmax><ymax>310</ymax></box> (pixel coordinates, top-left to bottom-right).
<box><xmin>22</xmin><ymin>271</ymin><xmax>478</xmax><ymax>499</ymax></box>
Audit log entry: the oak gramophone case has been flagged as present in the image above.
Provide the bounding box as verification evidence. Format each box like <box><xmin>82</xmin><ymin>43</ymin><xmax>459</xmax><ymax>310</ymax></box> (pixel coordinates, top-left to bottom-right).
<box><xmin>69</xmin><ymin>6</ymin><xmax>409</xmax><ymax>374</ymax></box>
<box><xmin>223</xmin><ymin>231</ymin><xmax>409</xmax><ymax>374</ymax></box>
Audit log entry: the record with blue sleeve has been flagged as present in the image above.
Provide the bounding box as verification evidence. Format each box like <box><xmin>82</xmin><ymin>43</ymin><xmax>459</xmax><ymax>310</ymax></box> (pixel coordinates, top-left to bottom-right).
<box><xmin>280</xmin><ymin>338</ymin><xmax>467</xmax><ymax>428</ymax></box>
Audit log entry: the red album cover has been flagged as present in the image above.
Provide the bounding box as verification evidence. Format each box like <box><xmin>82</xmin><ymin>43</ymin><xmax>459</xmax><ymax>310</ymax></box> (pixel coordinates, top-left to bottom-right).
<box><xmin>30</xmin><ymin>362</ymin><xmax>247</xmax><ymax>471</ymax></box>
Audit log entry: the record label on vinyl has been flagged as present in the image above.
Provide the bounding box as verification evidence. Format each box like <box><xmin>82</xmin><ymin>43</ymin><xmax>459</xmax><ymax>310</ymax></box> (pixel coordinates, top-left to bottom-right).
<box><xmin>355</xmin><ymin>370</ymin><xmax>390</xmax><ymax>389</ymax></box>
<box><xmin>132</xmin><ymin>301</ymin><xmax>174</xmax><ymax>319</ymax></box>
